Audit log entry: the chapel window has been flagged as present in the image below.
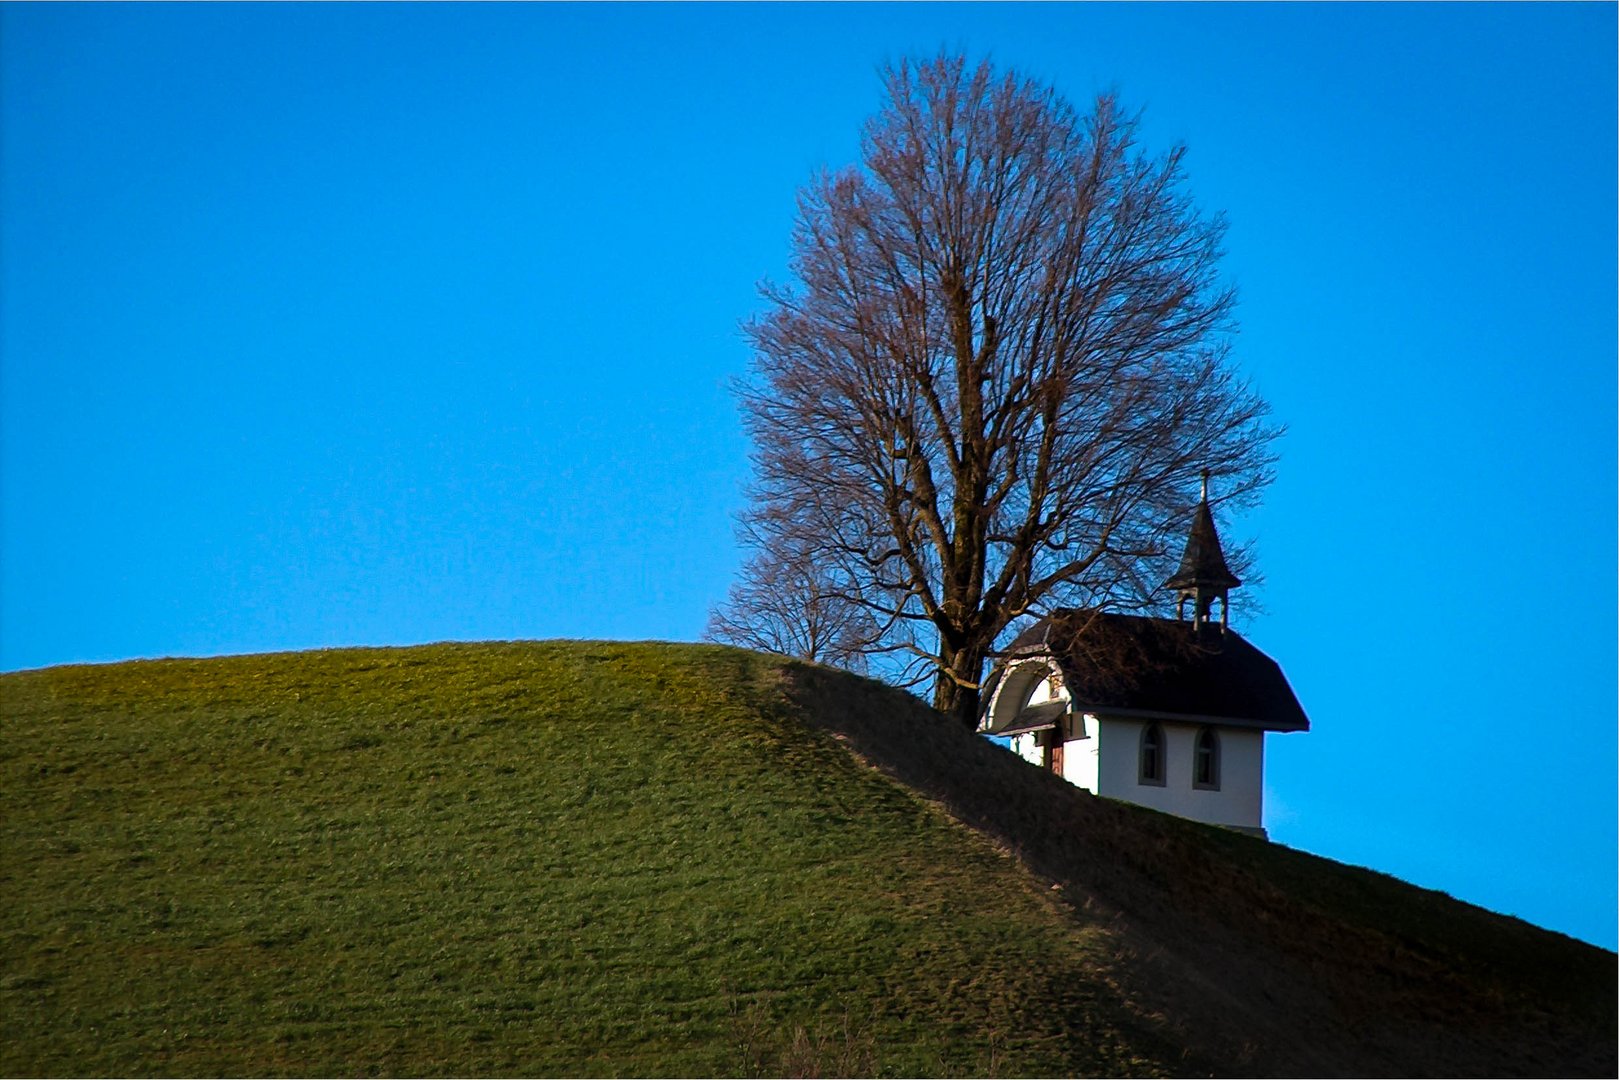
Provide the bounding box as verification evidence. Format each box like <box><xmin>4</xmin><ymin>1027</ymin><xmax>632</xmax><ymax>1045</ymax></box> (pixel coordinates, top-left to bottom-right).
<box><xmin>1194</xmin><ymin>727</ymin><xmax>1221</xmax><ymax>790</ymax></box>
<box><xmin>1139</xmin><ymin>723</ymin><xmax>1164</xmax><ymax>786</ymax></box>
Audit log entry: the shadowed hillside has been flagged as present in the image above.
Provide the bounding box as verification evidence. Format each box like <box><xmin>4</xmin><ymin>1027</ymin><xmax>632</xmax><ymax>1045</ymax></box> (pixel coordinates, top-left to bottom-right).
<box><xmin>782</xmin><ymin>661</ymin><xmax>1616</xmax><ymax>1076</ymax></box>
<box><xmin>2</xmin><ymin>642</ymin><xmax>1612</xmax><ymax>1077</ymax></box>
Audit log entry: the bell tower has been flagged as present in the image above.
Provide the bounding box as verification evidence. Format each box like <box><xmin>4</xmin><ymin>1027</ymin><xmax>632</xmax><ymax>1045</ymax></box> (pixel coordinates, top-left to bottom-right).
<box><xmin>1165</xmin><ymin>470</ymin><xmax>1242</xmax><ymax>631</ymax></box>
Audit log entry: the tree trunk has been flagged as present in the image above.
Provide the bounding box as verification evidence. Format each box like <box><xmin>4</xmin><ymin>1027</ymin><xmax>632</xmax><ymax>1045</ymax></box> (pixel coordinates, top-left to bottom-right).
<box><xmin>932</xmin><ymin>646</ymin><xmax>985</xmax><ymax>729</ymax></box>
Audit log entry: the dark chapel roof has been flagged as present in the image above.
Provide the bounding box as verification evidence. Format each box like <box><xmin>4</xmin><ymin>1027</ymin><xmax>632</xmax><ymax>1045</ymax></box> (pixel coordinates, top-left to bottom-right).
<box><xmin>989</xmin><ymin>609</ymin><xmax>1310</xmax><ymax>733</ymax></box>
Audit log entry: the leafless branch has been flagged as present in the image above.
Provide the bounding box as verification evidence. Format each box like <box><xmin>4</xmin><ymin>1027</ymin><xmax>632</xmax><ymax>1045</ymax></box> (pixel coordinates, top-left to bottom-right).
<box><xmin>712</xmin><ymin>53</ymin><xmax>1279</xmax><ymax>726</ymax></box>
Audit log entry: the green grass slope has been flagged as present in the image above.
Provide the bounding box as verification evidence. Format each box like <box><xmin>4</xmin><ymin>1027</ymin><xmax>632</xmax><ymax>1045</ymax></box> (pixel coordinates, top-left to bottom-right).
<box><xmin>1</xmin><ymin>641</ymin><xmax>1612</xmax><ymax>1077</ymax></box>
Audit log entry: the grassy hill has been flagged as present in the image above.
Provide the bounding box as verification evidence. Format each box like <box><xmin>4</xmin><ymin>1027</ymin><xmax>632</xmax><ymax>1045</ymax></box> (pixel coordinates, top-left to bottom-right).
<box><xmin>2</xmin><ymin>641</ymin><xmax>1612</xmax><ymax>1077</ymax></box>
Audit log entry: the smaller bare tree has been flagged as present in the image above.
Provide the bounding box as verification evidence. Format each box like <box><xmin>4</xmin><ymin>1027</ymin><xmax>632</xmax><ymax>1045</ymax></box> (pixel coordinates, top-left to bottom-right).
<box><xmin>706</xmin><ymin>533</ymin><xmax>879</xmax><ymax>671</ymax></box>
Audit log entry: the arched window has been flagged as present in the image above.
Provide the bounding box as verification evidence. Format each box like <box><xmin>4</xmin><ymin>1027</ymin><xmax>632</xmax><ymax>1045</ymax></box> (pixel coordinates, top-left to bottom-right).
<box><xmin>1139</xmin><ymin>723</ymin><xmax>1164</xmax><ymax>786</ymax></box>
<box><xmin>1194</xmin><ymin>727</ymin><xmax>1220</xmax><ymax>790</ymax></box>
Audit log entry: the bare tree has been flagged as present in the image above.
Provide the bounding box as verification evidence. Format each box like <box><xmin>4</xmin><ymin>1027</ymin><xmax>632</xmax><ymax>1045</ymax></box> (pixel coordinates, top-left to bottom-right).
<box><xmin>714</xmin><ymin>54</ymin><xmax>1278</xmax><ymax>727</ymax></box>
<box><xmin>706</xmin><ymin>534</ymin><xmax>879</xmax><ymax>672</ymax></box>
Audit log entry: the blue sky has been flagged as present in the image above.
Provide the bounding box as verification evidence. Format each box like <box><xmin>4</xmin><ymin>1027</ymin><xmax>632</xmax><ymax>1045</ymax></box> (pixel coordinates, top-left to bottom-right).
<box><xmin>3</xmin><ymin>3</ymin><xmax>1614</xmax><ymax>949</ymax></box>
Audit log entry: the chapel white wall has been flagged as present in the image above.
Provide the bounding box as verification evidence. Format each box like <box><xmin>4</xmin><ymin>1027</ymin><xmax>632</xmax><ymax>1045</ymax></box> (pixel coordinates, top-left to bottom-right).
<box><xmin>1094</xmin><ymin>718</ymin><xmax>1263</xmax><ymax>830</ymax></box>
<box><xmin>1010</xmin><ymin>732</ymin><xmax>1042</xmax><ymax>767</ymax></box>
<box><xmin>1061</xmin><ymin>715</ymin><xmax>1099</xmax><ymax>792</ymax></box>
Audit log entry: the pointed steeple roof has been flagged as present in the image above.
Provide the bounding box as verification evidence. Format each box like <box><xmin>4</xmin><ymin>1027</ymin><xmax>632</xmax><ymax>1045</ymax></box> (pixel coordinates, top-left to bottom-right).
<box><xmin>1165</xmin><ymin>499</ymin><xmax>1242</xmax><ymax>593</ymax></box>
<box><xmin>1165</xmin><ymin>471</ymin><xmax>1240</xmax><ymax>629</ymax></box>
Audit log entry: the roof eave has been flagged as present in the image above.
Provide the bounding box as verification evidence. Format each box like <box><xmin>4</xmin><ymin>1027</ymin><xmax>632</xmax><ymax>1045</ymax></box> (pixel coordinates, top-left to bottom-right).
<box><xmin>1068</xmin><ymin>701</ymin><xmax>1310</xmax><ymax>733</ymax></box>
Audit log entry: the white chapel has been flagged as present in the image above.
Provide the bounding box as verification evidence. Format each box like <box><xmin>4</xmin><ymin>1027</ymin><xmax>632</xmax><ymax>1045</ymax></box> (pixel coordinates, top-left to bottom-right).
<box><xmin>978</xmin><ymin>478</ymin><xmax>1309</xmax><ymax>838</ymax></box>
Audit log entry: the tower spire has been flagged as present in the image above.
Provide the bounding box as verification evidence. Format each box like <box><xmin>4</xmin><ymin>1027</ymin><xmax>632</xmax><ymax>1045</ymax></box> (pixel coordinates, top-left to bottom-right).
<box><xmin>1165</xmin><ymin>471</ymin><xmax>1242</xmax><ymax>631</ymax></box>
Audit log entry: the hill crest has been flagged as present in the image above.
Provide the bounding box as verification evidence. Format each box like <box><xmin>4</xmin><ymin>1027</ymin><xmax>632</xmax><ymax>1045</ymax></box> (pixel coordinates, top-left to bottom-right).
<box><xmin>2</xmin><ymin>640</ymin><xmax>1612</xmax><ymax>1076</ymax></box>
